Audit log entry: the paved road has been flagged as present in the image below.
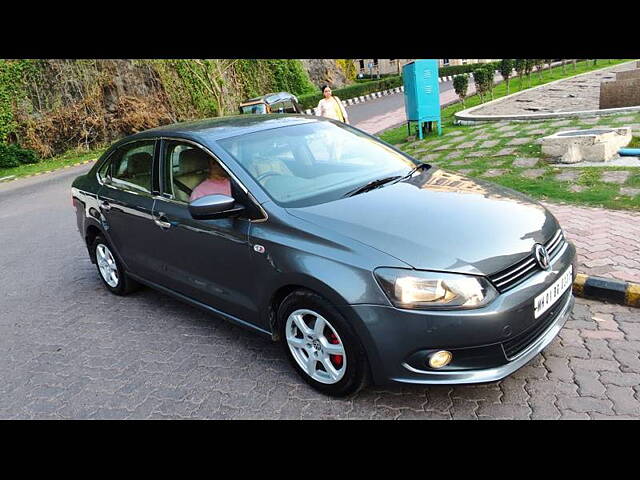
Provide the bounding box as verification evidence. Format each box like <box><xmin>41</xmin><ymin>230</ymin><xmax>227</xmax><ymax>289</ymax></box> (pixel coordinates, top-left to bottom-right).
<box><xmin>348</xmin><ymin>72</ymin><xmax>504</xmax><ymax>134</ymax></box>
<box><xmin>1</xmin><ymin>163</ymin><xmax>639</xmax><ymax>419</ymax></box>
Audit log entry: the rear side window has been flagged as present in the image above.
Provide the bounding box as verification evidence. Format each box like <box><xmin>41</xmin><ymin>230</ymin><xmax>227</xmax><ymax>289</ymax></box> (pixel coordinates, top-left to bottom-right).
<box><xmin>109</xmin><ymin>141</ymin><xmax>155</xmax><ymax>193</ymax></box>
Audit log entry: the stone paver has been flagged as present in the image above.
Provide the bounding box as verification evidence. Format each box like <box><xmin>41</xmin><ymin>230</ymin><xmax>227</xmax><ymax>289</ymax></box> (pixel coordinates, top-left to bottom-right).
<box><xmin>457</xmin><ymin>141</ymin><xmax>478</xmax><ymax>149</ymax></box>
<box><xmin>522</xmin><ymin>169</ymin><xmax>546</xmax><ymax>179</ymax></box>
<box><xmin>620</xmin><ymin>187</ymin><xmax>640</xmax><ymax>197</ymax></box>
<box><xmin>482</xmin><ymin>169</ymin><xmax>506</xmax><ymax>177</ymax></box>
<box><xmin>479</xmin><ymin>140</ymin><xmax>499</xmax><ymax>149</ymax></box>
<box><xmin>506</xmin><ymin>137</ymin><xmax>534</xmax><ymax>146</ymax></box>
<box><xmin>601</xmin><ymin>171</ymin><xmax>631</xmax><ymax>184</ymax></box>
<box><xmin>513</xmin><ymin>157</ymin><xmax>539</xmax><ymax>168</ymax></box>
<box><xmin>492</xmin><ymin>148</ymin><xmax>517</xmax><ymax>157</ymax></box>
<box><xmin>555</xmin><ymin>171</ymin><xmax>580</xmax><ymax>182</ymax></box>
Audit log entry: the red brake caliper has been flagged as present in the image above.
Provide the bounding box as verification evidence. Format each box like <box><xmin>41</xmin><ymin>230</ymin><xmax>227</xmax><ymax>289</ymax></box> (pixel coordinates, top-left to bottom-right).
<box><xmin>327</xmin><ymin>331</ymin><xmax>343</xmax><ymax>368</ymax></box>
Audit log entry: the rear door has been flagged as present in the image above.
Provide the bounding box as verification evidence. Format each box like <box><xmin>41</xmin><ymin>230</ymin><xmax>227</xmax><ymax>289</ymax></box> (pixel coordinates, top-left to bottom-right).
<box><xmin>97</xmin><ymin>139</ymin><xmax>159</xmax><ymax>278</ymax></box>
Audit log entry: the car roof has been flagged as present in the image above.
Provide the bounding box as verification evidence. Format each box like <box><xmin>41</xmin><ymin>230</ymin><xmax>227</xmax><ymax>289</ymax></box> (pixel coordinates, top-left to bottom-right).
<box><xmin>116</xmin><ymin>114</ymin><xmax>321</xmax><ymax>146</ymax></box>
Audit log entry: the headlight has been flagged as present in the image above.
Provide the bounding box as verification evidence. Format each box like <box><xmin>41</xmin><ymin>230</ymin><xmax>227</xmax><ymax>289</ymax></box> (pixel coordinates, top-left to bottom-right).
<box><xmin>374</xmin><ymin>268</ymin><xmax>498</xmax><ymax>310</ymax></box>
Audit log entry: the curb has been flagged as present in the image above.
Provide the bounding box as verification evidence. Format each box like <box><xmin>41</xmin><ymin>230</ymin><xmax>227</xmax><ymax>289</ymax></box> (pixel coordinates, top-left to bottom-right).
<box><xmin>0</xmin><ymin>159</ymin><xmax>97</xmax><ymax>184</ymax></box>
<box><xmin>573</xmin><ymin>273</ymin><xmax>640</xmax><ymax>308</ymax></box>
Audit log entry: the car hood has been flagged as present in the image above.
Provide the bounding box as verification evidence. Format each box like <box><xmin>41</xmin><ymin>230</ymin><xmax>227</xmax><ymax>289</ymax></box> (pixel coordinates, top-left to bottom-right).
<box><xmin>286</xmin><ymin>169</ymin><xmax>560</xmax><ymax>276</ymax></box>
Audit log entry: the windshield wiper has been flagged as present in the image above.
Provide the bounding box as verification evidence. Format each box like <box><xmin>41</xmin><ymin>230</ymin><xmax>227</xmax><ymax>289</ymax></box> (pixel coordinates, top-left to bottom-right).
<box><xmin>343</xmin><ymin>175</ymin><xmax>401</xmax><ymax>198</ymax></box>
<box><xmin>400</xmin><ymin>162</ymin><xmax>431</xmax><ymax>180</ymax></box>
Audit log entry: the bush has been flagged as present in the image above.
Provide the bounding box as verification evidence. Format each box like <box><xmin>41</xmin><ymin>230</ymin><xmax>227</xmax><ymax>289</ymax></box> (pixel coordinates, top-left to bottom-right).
<box><xmin>453</xmin><ymin>74</ymin><xmax>469</xmax><ymax>106</ymax></box>
<box><xmin>439</xmin><ymin>61</ymin><xmax>500</xmax><ymax>78</ymax></box>
<box><xmin>298</xmin><ymin>76</ymin><xmax>404</xmax><ymax>110</ymax></box>
<box><xmin>0</xmin><ymin>142</ymin><xmax>39</xmax><ymax>168</ymax></box>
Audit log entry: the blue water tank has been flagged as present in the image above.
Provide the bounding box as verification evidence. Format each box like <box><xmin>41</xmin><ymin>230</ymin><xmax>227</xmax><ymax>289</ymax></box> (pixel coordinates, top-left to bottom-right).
<box><xmin>403</xmin><ymin>59</ymin><xmax>441</xmax><ymax>137</ymax></box>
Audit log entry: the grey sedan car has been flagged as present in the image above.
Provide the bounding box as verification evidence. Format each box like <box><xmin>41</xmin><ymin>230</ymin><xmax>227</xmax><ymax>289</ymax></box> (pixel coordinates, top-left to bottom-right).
<box><xmin>72</xmin><ymin>115</ymin><xmax>577</xmax><ymax>396</ymax></box>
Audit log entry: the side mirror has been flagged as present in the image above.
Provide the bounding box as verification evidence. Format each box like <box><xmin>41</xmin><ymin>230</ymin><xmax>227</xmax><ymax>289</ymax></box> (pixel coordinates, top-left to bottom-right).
<box><xmin>188</xmin><ymin>194</ymin><xmax>245</xmax><ymax>220</ymax></box>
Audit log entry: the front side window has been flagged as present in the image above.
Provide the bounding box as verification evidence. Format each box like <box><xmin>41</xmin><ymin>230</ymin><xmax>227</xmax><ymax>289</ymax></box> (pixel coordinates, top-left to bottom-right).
<box><xmin>217</xmin><ymin>121</ymin><xmax>416</xmax><ymax>208</ymax></box>
<box><xmin>162</xmin><ymin>141</ymin><xmax>232</xmax><ymax>203</ymax></box>
<box><xmin>109</xmin><ymin>141</ymin><xmax>155</xmax><ymax>193</ymax></box>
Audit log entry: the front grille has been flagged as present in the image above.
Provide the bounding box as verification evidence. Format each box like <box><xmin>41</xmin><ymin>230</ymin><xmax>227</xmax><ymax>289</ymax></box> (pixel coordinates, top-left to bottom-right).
<box><xmin>502</xmin><ymin>289</ymin><xmax>570</xmax><ymax>360</ymax></box>
<box><xmin>488</xmin><ymin>229</ymin><xmax>566</xmax><ymax>293</ymax></box>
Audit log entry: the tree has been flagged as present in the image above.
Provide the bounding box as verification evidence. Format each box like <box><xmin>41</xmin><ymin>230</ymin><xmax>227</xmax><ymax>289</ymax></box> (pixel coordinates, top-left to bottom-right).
<box><xmin>514</xmin><ymin>59</ymin><xmax>526</xmax><ymax>90</ymax></box>
<box><xmin>453</xmin><ymin>74</ymin><xmax>469</xmax><ymax>107</ymax></box>
<box><xmin>472</xmin><ymin>67</ymin><xmax>487</xmax><ymax>102</ymax></box>
<box><xmin>524</xmin><ymin>59</ymin><xmax>535</xmax><ymax>87</ymax></box>
<box><xmin>483</xmin><ymin>64</ymin><xmax>495</xmax><ymax>100</ymax></box>
<box><xmin>535</xmin><ymin>59</ymin><xmax>544</xmax><ymax>80</ymax></box>
<box><xmin>545</xmin><ymin>59</ymin><xmax>554</xmax><ymax>77</ymax></box>
<box><xmin>177</xmin><ymin>59</ymin><xmax>240</xmax><ymax>117</ymax></box>
<box><xmin>499</xmin><ymin>59</ymin><xmax>514</xmax><ymax>94</ymax></box>
<box><xmin>593</xmin><ymin>59</ymin><xmax>598</xmax><ymax>66</ymax></box>
<box><xmin>573</xmin><ymin>59</ymin><xmax>577</xmax><ymax>71</ymax></box>
<box><xmin>562</xmin><ymin>59</ymin><xmax>566</xmax><ymax>74</ymax></box>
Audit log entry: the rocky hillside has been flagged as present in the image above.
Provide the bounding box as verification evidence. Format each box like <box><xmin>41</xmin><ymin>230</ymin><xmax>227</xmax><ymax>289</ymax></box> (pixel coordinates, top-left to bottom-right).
<box><xmin>0</xmin><ymin>59</ymin><xmax>349</xmax><ymax>158</ymax></box>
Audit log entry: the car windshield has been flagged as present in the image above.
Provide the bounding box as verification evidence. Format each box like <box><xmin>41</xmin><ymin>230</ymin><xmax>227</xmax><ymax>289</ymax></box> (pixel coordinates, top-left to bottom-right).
<box><xmin>240</xmin><ymin>103</ymin><xmax>268</xmax><ymax>114</ymax></box>
<box><xmin>217</xmin><ymin>121</ymin><xmax>417</xmax><ymax>208</ymax></box>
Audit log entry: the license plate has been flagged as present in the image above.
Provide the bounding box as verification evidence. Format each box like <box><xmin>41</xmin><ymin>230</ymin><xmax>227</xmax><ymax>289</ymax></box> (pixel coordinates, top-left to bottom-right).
<box><xmin>534</xmin><ymin>265</ymin><xmax>573</xmax><ymax>319</ymax></box>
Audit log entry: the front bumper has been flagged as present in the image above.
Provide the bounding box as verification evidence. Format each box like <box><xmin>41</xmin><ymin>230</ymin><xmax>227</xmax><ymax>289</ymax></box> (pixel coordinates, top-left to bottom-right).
<box><xmin>396</xmin><ymin>292</ymin><xmax>573</xmax><ymax>384</ymax></box>
<box><xmin>343</xmin><ymin>241</ymin><xmax>577</xmax><ymax>386</ymax></box>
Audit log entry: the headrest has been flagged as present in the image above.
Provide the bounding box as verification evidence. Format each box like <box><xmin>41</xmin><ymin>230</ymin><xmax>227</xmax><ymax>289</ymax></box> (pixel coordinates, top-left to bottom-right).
<box><xmin>127</xmin><ymin>152</ymin><xmax>152</xmax><ymax>175</ymax></box>
<box><xmin>178</xmin><ymin>148</ymin><xmax>210</xmax><ymax>175</ymax></box>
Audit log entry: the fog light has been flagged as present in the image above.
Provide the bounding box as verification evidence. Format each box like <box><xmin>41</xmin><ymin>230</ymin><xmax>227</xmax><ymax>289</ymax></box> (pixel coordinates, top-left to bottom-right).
<box><xmin>428</xmin><ymin>350</ymin><xmax>452</xmax><ymax>369</ymax></box>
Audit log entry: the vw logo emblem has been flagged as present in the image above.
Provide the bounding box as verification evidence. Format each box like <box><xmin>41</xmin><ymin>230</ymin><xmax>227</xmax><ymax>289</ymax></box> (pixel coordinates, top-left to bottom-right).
<box><xmin>534</xmin><ymin>244</ymin><xmax>551</xmax><ymax>271</ymax></box>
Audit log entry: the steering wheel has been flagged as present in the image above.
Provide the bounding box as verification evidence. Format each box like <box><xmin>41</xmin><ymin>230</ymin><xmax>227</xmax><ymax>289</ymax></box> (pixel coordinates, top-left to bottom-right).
<box><xmin>257</xmin><ymin>172</ymin><xmax>283</xmax><ymax>183</ymax></box>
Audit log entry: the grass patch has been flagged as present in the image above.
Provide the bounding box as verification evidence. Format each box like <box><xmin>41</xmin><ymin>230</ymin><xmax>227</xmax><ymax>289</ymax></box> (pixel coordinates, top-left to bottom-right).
<box><xmin>381</xmin><ymin>107</ymin><xmax>640</xmax><ymax>210</ymax></box>
<box><xmin>0</xmin><ymin>147</ymin><xmax>104</xmax><ymax>181</ymax></box>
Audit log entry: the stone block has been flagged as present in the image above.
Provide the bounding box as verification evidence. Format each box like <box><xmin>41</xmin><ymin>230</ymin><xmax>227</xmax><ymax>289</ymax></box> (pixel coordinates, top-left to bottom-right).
<box><xmin>600</xmin><ymin>77</ymin><xmax>640</xmax><ymax>109</ymax></box>
<box><xmin>541</xmin><ymin>127</ymin><xmax>632</xmax><ymax>163</ymax></box>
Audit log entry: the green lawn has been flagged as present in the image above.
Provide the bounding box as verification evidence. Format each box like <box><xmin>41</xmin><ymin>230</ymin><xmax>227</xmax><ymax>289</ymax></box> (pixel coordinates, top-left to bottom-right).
<box><xmin>379</xmin><ymin>59</ymin><xmax>634</xmax><ymax>146</ymax></box>
<box><xmin>0</xmin><ymin>147</ymin><xmax>104</xmax><ymax>181</ymax></box>
<box><xmin>383</xmin><ymin>113</ymin><xmax>640</xmax><ymax>211</ymax></box>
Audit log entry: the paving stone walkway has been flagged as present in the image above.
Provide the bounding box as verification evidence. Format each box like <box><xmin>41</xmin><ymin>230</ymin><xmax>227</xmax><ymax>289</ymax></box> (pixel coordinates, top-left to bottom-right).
<box><xmin>471</xmin><ymin>61</ymin><xmax>639</xmax><ymax>115</ymax></box>
<box><xmin>544</xmin><ymin>202</ymin><xmax>640</xmax><ymax>283</ymax></box>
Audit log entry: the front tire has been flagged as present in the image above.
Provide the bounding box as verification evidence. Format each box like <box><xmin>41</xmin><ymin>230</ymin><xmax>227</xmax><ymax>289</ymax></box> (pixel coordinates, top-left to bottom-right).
<box><xmin>278</xmin><ymin>290</ymin><xmax>370</xmax><ymax>397</ymax></box>
<box><xmin>91</xmin><ymin>235</ymin><xmax>140</xmax><ymax>295</ymax></box>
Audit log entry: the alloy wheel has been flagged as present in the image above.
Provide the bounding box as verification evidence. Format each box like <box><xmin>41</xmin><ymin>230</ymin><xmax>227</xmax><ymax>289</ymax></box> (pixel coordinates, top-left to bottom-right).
<box><xmin>96</xmin><ymin>243</ymin><xmax>119</xmax><ymax>288</ymax></box>
<box><xmin>285</xmin><ymin>309</ymin><xmax>347</xmax><ymax>384</ymax></box>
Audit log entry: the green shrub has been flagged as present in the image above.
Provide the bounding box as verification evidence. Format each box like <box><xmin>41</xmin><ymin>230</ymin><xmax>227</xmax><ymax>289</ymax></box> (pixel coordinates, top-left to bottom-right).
<box><xmin>0</xmin><ymin>142</ymin><xmax>39</xmax><ymax>168</ymax></box>
<box><xmin>453</xmin><ymin>74</ymin><xmax>469</xmax><ymax>106</ymax></box>
<box><xmin>439</xmin><ymin>61</ymin><xmax>500</xmax><ymax>78</ymax></box>
<box><xmin>298</xmin><ymin>76</ymin><xmax>404</xmax><ymax>110</ymax></box>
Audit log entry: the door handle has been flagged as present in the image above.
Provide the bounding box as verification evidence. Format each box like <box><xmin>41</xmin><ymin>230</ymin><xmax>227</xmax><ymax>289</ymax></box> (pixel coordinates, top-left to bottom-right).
<box><xmin>100</xmin><ymin>201</ymin><xmax>111</xmax><ymax>211</ymax></box>
<box><xmin>154</xmin><ymin>214</ymin><xmax>171</xmax><ymax>229</ymax></box>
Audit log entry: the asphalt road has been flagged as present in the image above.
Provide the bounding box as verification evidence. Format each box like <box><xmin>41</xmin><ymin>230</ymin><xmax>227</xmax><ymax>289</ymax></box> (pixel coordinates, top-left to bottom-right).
<box><xmin>346</xmin><ymin>78</ymin><xmax>456</xmax><ymax>126</ymax></box>
<box><xmin>1</xmin><ymin>161</ymin><xmax>639</xmax><ymax>419</ymax></box>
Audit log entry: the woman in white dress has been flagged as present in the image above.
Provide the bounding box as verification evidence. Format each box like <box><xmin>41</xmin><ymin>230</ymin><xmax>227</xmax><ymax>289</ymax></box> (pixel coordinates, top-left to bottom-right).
<box><xmin>315</xmin><ymin>85</ymin><xmax>349</xmax><ymax>124</ymax></box>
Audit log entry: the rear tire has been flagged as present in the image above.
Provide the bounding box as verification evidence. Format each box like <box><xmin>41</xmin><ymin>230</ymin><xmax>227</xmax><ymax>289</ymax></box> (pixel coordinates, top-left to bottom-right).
<box><xmin>278</xmin><ymin>289</ymin><xmax>370</xmax><ymax>397</ymax></box>
<box><xmin>91</xmin><ymin>235</ymin><xmax>140</xmax><ymax>296</ymax></box>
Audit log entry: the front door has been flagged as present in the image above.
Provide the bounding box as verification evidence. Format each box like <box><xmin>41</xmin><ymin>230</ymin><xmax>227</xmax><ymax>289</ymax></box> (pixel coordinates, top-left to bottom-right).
<box><xmin>150</xmin><ymin>139</ymin><xmax>260</xmax><ymax>325</ymax></box>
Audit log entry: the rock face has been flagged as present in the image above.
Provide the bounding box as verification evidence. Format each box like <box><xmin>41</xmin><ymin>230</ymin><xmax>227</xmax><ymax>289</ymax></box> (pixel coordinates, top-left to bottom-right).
<box><xmin>300</xmin><ymin>59</ymin><xmax>347</xmax><ymax>89</ymax></box>
<box><xmin>541</xmin><ymin>127</ymin><xmax>632</xmax><ymax>163</ymax></box>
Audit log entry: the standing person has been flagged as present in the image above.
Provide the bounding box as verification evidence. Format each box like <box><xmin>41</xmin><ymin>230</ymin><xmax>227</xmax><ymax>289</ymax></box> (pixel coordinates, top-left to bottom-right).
<box><xmin>315</xmin><ymin>85</ymin><xmax>349</xmax><ymax>124</ymax></box>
